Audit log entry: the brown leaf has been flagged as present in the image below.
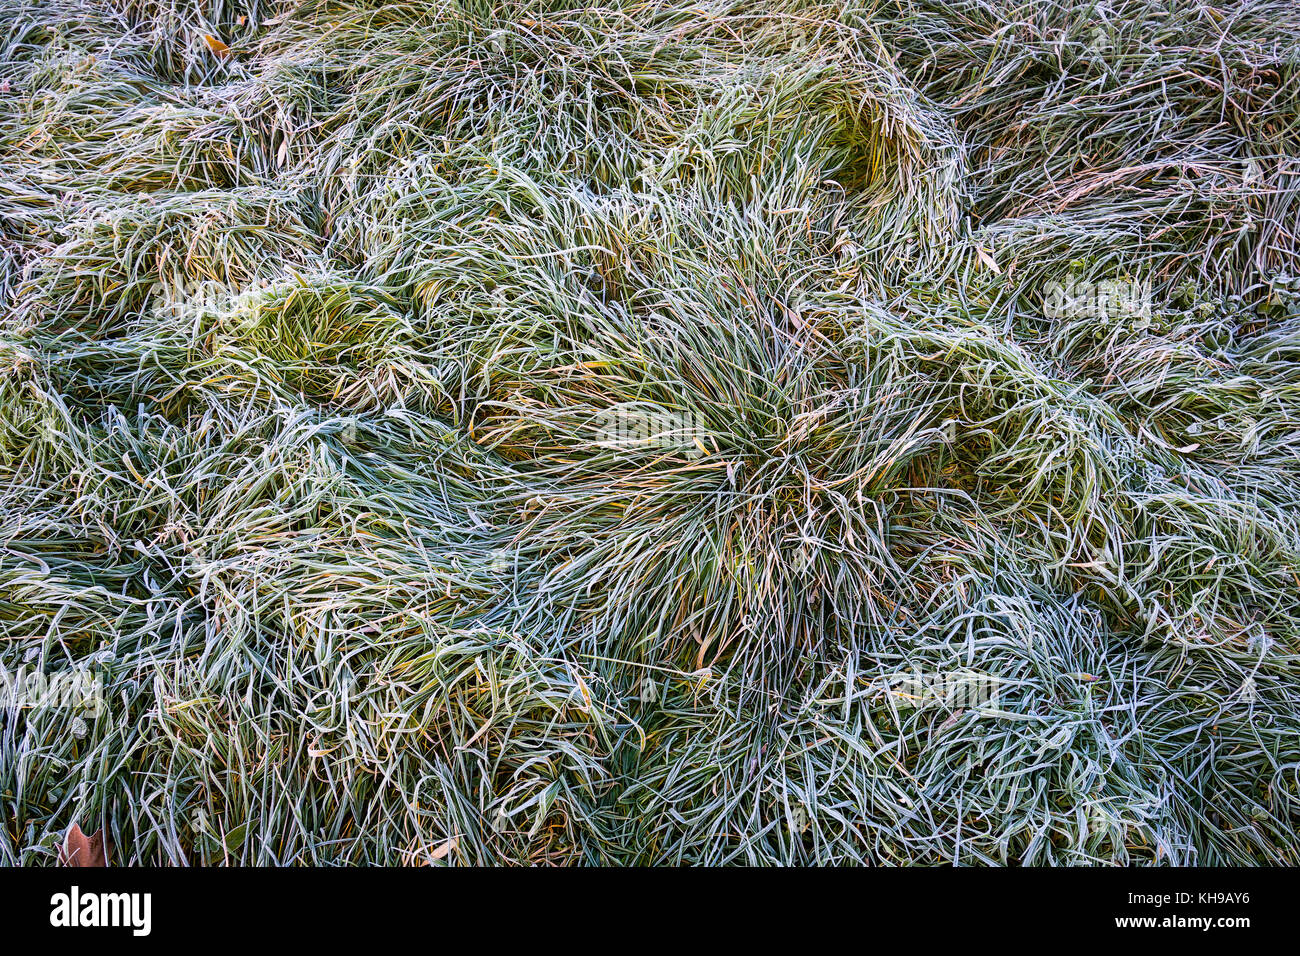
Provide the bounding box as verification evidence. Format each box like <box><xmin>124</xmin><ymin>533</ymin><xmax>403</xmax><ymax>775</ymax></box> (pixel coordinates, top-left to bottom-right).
<box><xmin>975</xmin><ymin>246</ymin><xmax>1002</xmax><ymax>274</ymax></box>
<box><xmin>426</xmin><ymin>836</ymin><xmax>459</xmax><ymax>863</ymax></box>
<box><xmin>60</xmin><ymin>824</ymin><xmax>109</xmax><ymax>867</ymax></box>
<box><xmin>204</xmin><ymin>34</ymin><xmax>231</xmax><ymax>58</ymax></box>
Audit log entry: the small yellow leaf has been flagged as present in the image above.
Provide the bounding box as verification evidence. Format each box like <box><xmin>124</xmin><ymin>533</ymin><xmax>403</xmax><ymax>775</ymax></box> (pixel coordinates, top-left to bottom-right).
<box><xmin>204</xmin><ymin>34</ymin><xmax>231</xmax><ymax>58</ymax></box>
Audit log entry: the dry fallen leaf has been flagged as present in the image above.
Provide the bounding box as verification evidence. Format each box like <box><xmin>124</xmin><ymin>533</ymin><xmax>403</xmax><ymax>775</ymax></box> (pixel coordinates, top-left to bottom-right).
<box><xmin>975</xmin><ymin>246</ymin><xmax>1001</xmax><ymax>274</ymax></box>
<box><xmin>60</xmin><ymin>823</ymin><xmax>109</xmax><ymax>867</ymax></box>
<box><xmin>426</xmin><ymin>836</ymin><xmax>459</xmax><ymax>863</ymax></box>
<box><xmin>204</xmin><ymin>34</ymin><xmax>231</xmax><ymax>58</ymax></box>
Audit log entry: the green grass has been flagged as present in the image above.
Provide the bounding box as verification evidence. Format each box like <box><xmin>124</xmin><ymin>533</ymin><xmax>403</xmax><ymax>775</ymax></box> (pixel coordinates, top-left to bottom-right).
<box><xmin>1</xmin><ymin>0</ymin><xmax>1299</xmax><ymax>865</ymax></box>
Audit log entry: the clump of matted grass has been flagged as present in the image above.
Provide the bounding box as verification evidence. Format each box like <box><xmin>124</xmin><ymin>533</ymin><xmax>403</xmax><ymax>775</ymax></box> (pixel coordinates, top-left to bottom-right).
<box><xmin>1</xmin><ymin>0</ymin><xmax>1299</xmax><ymax>865</ymax></box>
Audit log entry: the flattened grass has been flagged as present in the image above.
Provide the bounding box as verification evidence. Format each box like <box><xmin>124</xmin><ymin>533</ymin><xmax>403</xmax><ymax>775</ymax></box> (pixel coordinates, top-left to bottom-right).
<box><xmin>1</xmin><ymin>0</ymin><xmax>1299</xmax><ymax>864</ymax></box>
